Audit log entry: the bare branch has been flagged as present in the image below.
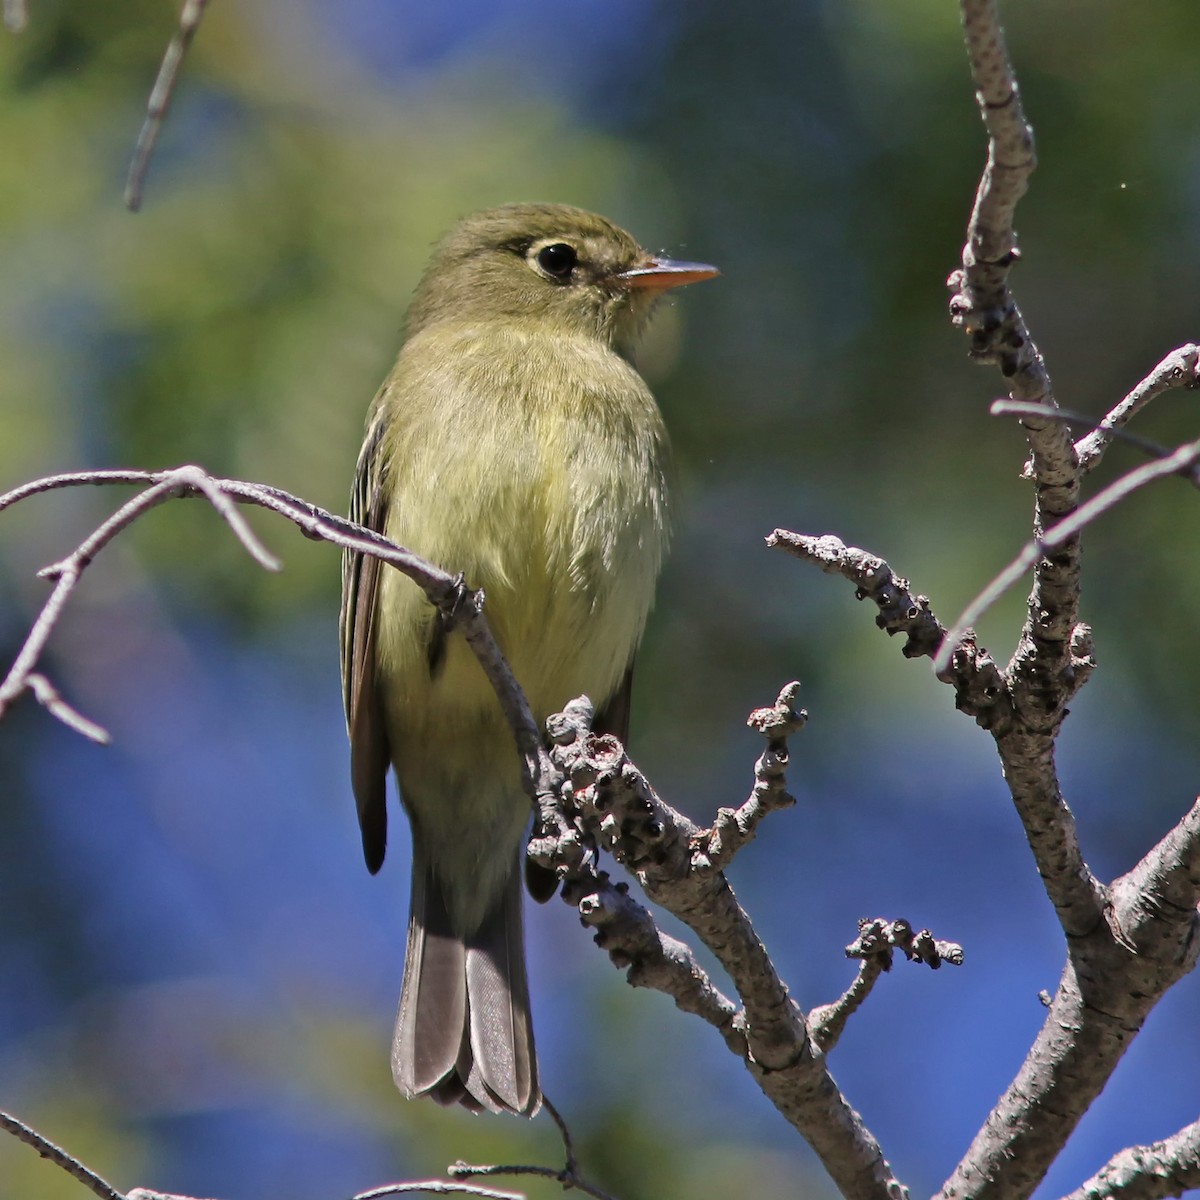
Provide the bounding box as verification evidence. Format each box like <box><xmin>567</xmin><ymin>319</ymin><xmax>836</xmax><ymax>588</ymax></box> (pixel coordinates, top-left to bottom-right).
<box><xmin>692</xmin><ymin>681</ymin><xmax>806</xmax><ymax>872</ymax></box>
<box><xmin>811</xmin><ymin>918</ymin><xmax>962</xmax><ymax>1054</ymax></box>
<box><xmin>936</xmin><ymin>437</ymin><xmax>1200</xmax><ymax>675</ymax></box>
<box><xmin>449</xmin><ymin>1100</ymin><xmax>621</xmax><ymax>1200</ymax></box>
<box><xmin>0</xmin><ymin>466</ymin><xmax>280</xmax><ymax>737</ymax></box>
<box><xmin>573</xmin><ymin>872</ymin><xmax>743</xmax><ymax>1045</ymax></box>
<box><xmin>948</xmin><ymin>0</ymin><xmax>1073</xmax><ymax>487</ymax></box>
<box><xmin>949</xmin><ymin>7</ymin><xmax>1083</xmax><ymax>878</ymax></box>
<box><xmin>1059</xmin><ymin>1119</ymin><xmax>1200</xmax><ymax>1200</ymax></box>
<box><xmin>1113</xmin><ymin>797</ymin><xmax>1200</xmax><ymax>952</ymax></box>
<box><xmin>350</xmin><ymin>1183</ymin><xmax>525</xmax><ymax>1200</ymax></box>
<box><xmin>848</xmin><ymin>918</ymin><xmax>965</xmax><ymax>973</ymax></box>
<box><xmin>1075</xmin><ymin>344</ymin><xmax>1200</xmax><ymax>475</ymax></box>
<box><xmin>769</xmin><ymin>526</ymin><xmax>1103</xmax><ymax>942</ymax></box>
<box><xmin>24</xmin><ymin>671</ymin><xmax>112</xmax><ymax>743</ymax></box>
<box><xmin>940</xmin><ymin>796</ymin><xmax>1199</xmax><ymax>1200</ymax></box>
<box><xmin>0</xmin><ymin>467</ymin><xmax>550</xmax><ymax>786</ymax></box>
<box><xmin>1</xmin><ymin>1109</ymin><xmax>125</xmax><ymax>1200</ymax></box>
<box><xmin>126</xmin><ymin>0</ymin><xmax>212</xmax><ymax>212</ymax></box>
<box><xmin>809</xmin><ymin>960</ymin><xmax>884</xmax><ymax>1056</ymax></box>
<box><xmin>449</xmin><ymin>1160</ymin><xmax>609</xmax><ymax>1200</ymax></box>
<box><xmin>544</xmin><ymin>708</ymin><xmax>908</xmax><ymax>1200</ymax></box>
<box><xmin>767</xmin><ymin>531</ymin><xmax>1014</xmax><ymax>730</ymax></box>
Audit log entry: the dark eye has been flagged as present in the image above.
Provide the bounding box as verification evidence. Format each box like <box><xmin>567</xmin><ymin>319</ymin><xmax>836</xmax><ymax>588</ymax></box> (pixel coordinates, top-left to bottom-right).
<box><xmin>535</xmin><ymin>242</ymin><xmax>578</xmax><ymax>280</ymax></box>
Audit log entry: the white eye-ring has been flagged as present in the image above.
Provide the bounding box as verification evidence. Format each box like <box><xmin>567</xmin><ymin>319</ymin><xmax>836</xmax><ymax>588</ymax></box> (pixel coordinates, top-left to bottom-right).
<box><xmin>530</xmin><ymin>240</ymin><xmax>579</xmax><ymax>281</ymax></box>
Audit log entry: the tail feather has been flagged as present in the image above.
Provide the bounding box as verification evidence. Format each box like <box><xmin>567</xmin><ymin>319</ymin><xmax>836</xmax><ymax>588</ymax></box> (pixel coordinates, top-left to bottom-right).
<box><xmin>392</xmin><ymin>850</ymin><xmax>468</xmax><ymax>1098</ymax></box>
<box><xmin>393</xmin><ymin>844</ymin><xmax>540</xmax><ymax>1115</ymax></box>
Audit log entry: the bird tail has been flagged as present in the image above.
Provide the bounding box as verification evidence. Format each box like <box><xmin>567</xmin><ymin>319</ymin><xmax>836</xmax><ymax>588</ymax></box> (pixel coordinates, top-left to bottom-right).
<box><xmin>392</xmin><ymin>843</ymin><xmax>540</xmax><ymax>1115</ymax></box>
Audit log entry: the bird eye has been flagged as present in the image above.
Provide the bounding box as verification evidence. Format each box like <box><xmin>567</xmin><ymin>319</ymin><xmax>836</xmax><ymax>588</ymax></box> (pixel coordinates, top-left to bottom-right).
<box><xmin>534</xmin><ymin>242</ymin><xmax>578</xmax><ymax>280</ymax></box>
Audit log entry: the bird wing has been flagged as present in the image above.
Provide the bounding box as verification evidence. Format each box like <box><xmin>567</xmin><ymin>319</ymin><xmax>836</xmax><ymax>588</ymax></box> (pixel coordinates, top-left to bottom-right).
<box><xmin>340</xmin><ymin>403</ymin><xmax>392</xmax><ymax>874</ymax></box>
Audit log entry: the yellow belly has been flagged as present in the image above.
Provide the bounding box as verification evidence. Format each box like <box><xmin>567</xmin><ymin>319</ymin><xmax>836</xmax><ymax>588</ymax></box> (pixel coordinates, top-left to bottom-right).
<box><xmin>371</xmin><ymin>321</ymin><xmax>670</xmax><ymax>928</ymax></box>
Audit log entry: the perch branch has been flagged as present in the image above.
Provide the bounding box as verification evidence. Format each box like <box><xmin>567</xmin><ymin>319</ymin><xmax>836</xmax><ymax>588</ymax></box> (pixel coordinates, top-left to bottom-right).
<box><xmin>0</xmin><ymin>467</ymin><xmax>554</xmax><ymax>815</ymax></box>
<box><xmin>544</xmin><ymin>704</ymin><xmax>910</xmax><ymax>1200</ymax></box>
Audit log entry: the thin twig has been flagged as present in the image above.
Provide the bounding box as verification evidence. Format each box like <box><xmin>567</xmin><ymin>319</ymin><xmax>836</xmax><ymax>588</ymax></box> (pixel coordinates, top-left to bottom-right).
<box><xmin>125</xmin><ymin>0</ymin><xmax>212</xmax><ymax>211</ymax></box>
<box><xmin>995</xmin><ymin>400</ymin><xmax>1200</xmax><ymax>472</ymax></box>
<box><xmin>813</xmin><ymin>916</ymin><xmax>965</xmax><ymax>1050</ymax></box>
<box><xmin>449</xmin><ymin>1090</ymin><xmax>621</xmax><ymax>1200</ymax></box>
<box><xmin>767</xmin><ymin>530</ymin><xmax>1014</xmax><ymax>731</ymax></box>
<box><xmin>449</xmin><ymin>1160</ymin><xmax>616</xmax><ymax>1200</ymax></box>
<box><xmin>0</xmin><ymin>1109</ymin><xmax>125</xmax><ymax>1200</ymax></box>
<box><xmin>0</xmin><ymin>467</ymin><xmax>279</xmax><ymax>739</ymax></box>
<box><xmin>692</xmin><ymin>682</ymin><xmax>806</xmax><ymax>872</ymax></box>
<box><xmin>541</xmin><ymin>1095</ymin><xmax>579</xmax><ymax>1176</ymax></box>
<box><xmin>349</xmin><ymin>1183</ymin><xmax>525</xmax><ymax>1200</ymax></box>
<box><xmin>1074</xmin><ymin>343</ymin><xmax>1200</xmax><ymax>474</ymax></box>
<box><xmin>935</xmin><ymin>436</ymin><xmax>1200</xmax><ymax>674</ymax></box>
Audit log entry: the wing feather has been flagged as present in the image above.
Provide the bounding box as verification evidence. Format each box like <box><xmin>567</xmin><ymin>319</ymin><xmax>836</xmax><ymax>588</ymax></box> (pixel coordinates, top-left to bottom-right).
<box><xmin>340</xmin><ymin>404</ymin><xmax>392</xmax><ymax>874</ymax></box>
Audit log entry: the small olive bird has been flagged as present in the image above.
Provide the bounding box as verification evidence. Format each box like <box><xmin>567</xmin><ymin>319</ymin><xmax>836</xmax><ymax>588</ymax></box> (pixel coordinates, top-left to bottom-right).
<box><xmin>341</xmin><ymin>203</ymin><xmax>716</xmax><ymax>1115</ymax></box>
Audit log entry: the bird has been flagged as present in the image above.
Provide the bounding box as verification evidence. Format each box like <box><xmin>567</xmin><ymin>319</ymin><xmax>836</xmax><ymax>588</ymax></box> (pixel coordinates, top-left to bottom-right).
<box><xmin>340</xmin><ymin>202</ymin><xmax>716</xmax><ymax>1115</ymax></box>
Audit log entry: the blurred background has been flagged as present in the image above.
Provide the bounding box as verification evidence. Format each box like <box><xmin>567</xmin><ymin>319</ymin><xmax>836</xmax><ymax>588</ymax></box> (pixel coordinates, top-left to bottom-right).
<box><xmin>1</xmin><ymin>1</ymin><xmax>1198</xmax><ymax>1197</ymax></box>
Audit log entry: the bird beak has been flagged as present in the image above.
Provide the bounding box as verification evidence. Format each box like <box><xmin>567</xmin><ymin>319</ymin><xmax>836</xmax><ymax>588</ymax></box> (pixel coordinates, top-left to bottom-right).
<box><xmin>618</xmin><ymin>255</ymin><xmax>720</xmax><ymax>292</ymax></box>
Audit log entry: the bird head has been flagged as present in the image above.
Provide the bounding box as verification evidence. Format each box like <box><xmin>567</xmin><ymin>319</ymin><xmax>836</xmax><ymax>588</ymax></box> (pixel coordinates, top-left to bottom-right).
<box><xmin>406</xmin><ymin>203</ymin><xmax>718</xmax><ymax>350</ymax></box>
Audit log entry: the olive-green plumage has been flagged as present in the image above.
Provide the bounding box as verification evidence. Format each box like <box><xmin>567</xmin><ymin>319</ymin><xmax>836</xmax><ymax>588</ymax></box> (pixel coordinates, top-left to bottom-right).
<box><xmin>340</xmin><ymin>203</ymin><xmax>715</xmax><ymax>1115</ymax></box>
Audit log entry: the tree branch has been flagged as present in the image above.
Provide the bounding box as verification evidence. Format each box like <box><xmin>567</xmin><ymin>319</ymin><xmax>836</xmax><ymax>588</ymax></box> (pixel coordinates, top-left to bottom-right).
<box><xmin>767</xmin><ymin>523</ymin><xmax>1105</xmax><ymax>946</ymax></box>
<box><xmin>1058</xmin><ymin>1119</ymin><xmax>1200</xmax><ymax>1200</ymax></box>
<box><xmin>126</xmin><ymin>0</ymin><xmax>212</xmax><ymax>212</ymax></box>
<box><xmin>691</xmin><ymin>681</ymin><xmax>806</xmax><ymax>872</ymax></box>
<box><xmin>946</xmin><ymin>0</ymin><xmax>1108</xmax><ymax>943</ymax></box>
<box><xmin>0</xmin><ymin>1109</ymin><xmax>124</xmax><ymax>1200</ymax></box>
<box><xmin>811</xmin><ymin>920</ymin><xmax>963</xmax><ymax>1054</ymax></box>
<box><xmin>765</xmin><ymin>531</ymin><xmax>1014</xmax><ymax>731</ymax></box>
<box><xmin>0</xmin><ymin>466</ymin><xmax>556</xmax><ymax>824</ymax></box>
<box><xmin>543</xmin><ymin>704</ymin><xmax>910</xmax><ymax>1200</ymax></box>
<box><xmin>1074</xmin><ymin>344</ymin><xmax>1200</xmax><ymax>475</ymax></box>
